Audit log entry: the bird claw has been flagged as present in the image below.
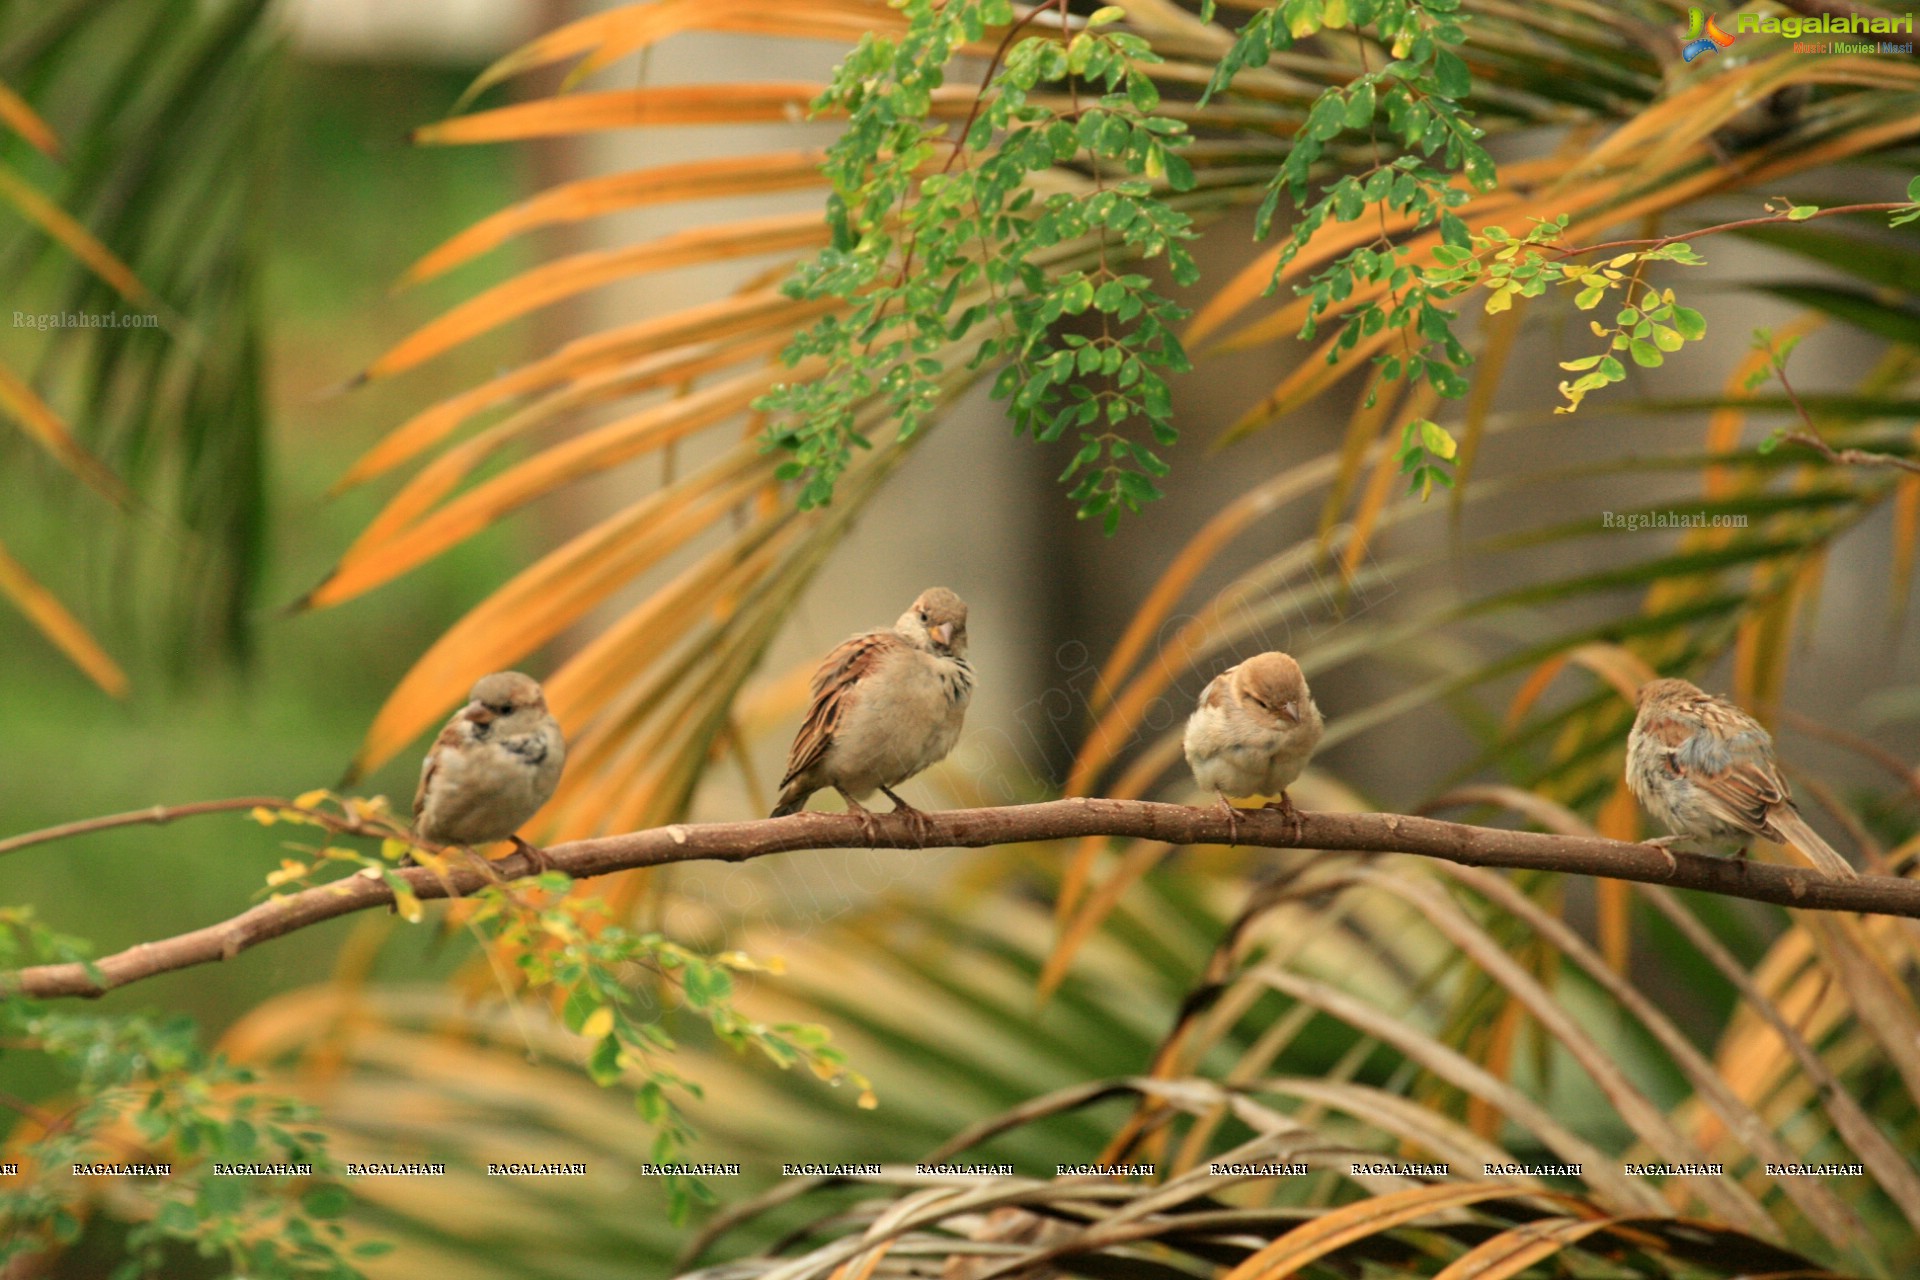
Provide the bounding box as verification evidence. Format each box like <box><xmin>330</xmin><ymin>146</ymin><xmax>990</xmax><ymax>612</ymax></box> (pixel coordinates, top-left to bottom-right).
<box><xmin>1263</xmin><ymin>791</ymin><xmax>1305</xmax><ymax>843</ymax></box>
<box><xmin>837</xmin><ymin>791</ymin><xmax>879</xmax><ymax>847</ymax></box>
<box><xmin>1640</xmin><ymin>835</ymin><xmax>1681</xmax><ymax>878</ymax></box>
<box><xmin>881</xmin><ymin>787</ymin><xmax>935</xmax><ymax>846</ymax></box>
<box><xmin>1213</xmin><ymin>793</ymin><xmax>1245</xmax><ymax>848</ymax></box>
<box><xmin>510</xmin><ymin>835</ymin><xmax>555</xmax><ymax>876</ymax></box>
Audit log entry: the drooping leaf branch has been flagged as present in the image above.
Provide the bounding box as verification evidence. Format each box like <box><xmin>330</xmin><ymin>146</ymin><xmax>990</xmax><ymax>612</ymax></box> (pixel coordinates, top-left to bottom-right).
<box><xmin>0</xmin><ymin>909</ymin><xmax>373</xmax><ymax>1279</ymax></box>
<box><xmin>762</xmin><ymin>0</ymin><xmax>1200</xmax><ymax>531</ymax></box>
<box><xmin>5</xmin><ymin>798</ymin><xmax>1913</xmax><ymax>1006</ymax></box>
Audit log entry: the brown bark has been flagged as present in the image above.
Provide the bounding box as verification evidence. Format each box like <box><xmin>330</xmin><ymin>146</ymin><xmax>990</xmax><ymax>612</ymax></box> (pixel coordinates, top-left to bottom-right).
<box><xmin>5</xmin><ymin>799</ymin><xmax>1911</xmax><ymax>1000</ymax></box>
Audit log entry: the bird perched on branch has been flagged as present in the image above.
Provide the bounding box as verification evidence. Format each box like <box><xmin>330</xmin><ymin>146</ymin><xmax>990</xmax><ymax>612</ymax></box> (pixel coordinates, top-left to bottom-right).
<box><xmin>771</xmin><ymin>587</ymin><xmax>973</xmax><ymax>826</ymax></box>
<box><xmin>1184</xmin><ymin>651</ymin><xmax>1325</xmax><ymax>841</ymax></box>
<box><xmin>413</xmin><ymin>671</ymin><xmax>566</xmax><ymax>873</ymax></box>
<box><xmin>1626</xmin><ymin>676</ymin><xmax>1857</xmax><ymax>880</ymax></box>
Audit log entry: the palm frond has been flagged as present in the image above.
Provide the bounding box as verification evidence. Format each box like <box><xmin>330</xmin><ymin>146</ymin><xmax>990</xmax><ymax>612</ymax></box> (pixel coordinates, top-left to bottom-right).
<box><xmin>0</xmin><ymin>0</ymin><xmax>280</xmax><ymax>665</ymax></box>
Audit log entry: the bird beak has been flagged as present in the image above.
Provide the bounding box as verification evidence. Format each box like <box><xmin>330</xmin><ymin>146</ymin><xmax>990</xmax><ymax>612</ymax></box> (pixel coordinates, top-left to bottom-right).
<box><xmin>931</xmin><ymin>622</ymin><xmax>955</xmax><ymax>648</ymax></box>
<box><xmin>1280</xmin><ymin>700</ymin><xmax>1299</xmax><ymax>724</ymax></box>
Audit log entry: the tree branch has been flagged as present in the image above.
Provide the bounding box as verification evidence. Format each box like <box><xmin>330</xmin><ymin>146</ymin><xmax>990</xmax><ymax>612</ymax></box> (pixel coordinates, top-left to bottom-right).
<box><xmin>1769</xmin><ymin>343</ymin><xmax>1920</xmax><ymax>476</ymax></box>
<box><xmin>6</xmin><ymin>800</ymin><xmax>1917</xmax><ymax>1001</ymax></box>
<box><xmin>1550</xmin><ymin>202</ymin><xmax>1909</xmax><ymax>260</ymax></box>
<box><xmin>0</xmin><ymin>796</ymin><xmax>404</xmax><ymax>859</ymax></box>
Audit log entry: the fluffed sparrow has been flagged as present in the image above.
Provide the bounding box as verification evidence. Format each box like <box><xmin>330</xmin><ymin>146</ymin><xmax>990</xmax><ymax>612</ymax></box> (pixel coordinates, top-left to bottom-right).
<box><xmin>1184</xmin><ymin>651</ymin><xmax>1325</xmax><ymax>840</ymax></box>
<box><xmin>771</xmin><ymin>587</ymin><xmax>973</xmax><ymax>827</ymax></box>
<box><xmin>1626</xmin><ymin>677</ymin><xmax>1857</xmax><ymax>880</ymax></box>
<box><xmin>414</xmin><ymin>671</ymin><xmax>566</xmax><ymax>873</ymax></box>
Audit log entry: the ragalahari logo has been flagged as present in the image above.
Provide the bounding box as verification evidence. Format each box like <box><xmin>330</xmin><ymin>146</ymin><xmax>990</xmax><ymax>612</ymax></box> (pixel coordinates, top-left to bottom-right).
<box><xmin>1683</xmin><ymin>7</ymin><xmax>1736</xmax><ymax>61</ymax></box>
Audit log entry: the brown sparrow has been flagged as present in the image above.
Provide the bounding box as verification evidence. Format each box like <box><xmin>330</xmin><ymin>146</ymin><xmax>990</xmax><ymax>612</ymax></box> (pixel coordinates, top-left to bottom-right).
<box><xmin>771</xmin><ymin>588</ymin><xmax>973</xmax><ymax>827</ymax></box>
<box><xmin>1184</xmin><ymin>652</ymin><xmax>1325</xmax><ymax>839</ymax></box>
<box><xmin>414</xmin><ymin>671</ymin><xmax>566</xmax><ymax>872</ymax></box>
<box><xmin>1626</xmin><ymin>677</ymin><xmax>1857</xmax><ymax>880</ymax></box>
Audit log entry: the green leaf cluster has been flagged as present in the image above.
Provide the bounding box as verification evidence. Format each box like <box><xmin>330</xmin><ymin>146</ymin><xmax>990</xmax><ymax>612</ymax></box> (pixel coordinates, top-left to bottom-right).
<box><xmin>1211</xmin><ymin>0</ymin><xmax>1490</xmax><ymax>403</ymax></box>
<box><xmin>479</xmin><ymin>887</ymin><xmax>870</xmax><ymax>1224</ymax></box>
<box><xmin>0</xmin><ymin>909</ymin><xmax>369</xmax><ymax>1279</ymax></box>
<box><xmin>761</xmin><ymin>0</ymin><xmax>1198</xmax><ymax>531</ymax></box>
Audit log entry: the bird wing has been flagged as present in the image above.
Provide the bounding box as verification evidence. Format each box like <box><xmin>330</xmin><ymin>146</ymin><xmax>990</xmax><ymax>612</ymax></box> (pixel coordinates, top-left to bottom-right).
<box><xmin>1635</xmin><ymin>706</ymin><xmax>1766</xmax><ymax>831</ymax></box>
<box><xmin>779</xmin><ymin>631</ymin><xmax>903</xmax><ymax>790</ymax></box>
<box><xmin>413</xmin><ymin>723</ymin><xmax>459</xmax><ymax>823</ymax></box>
<box><xmin>413</xmin><ymin>707</ymin><xmax>490</xmax><ymax>824</ymax></box>
<box><xmin>1688</xmin><ymin>757</ymin><xmax>1785</xmax><ymax>837</ymax></box>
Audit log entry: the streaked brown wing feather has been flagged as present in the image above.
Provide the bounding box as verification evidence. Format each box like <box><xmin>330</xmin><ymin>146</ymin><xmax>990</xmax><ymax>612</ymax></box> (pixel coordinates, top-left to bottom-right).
<box><xmin>1692</xmin><ymin>759</ymin><xmax>1784</xmax><ymax>835</ymax></box>
<box><xmin>780</xmin><ymin>631</ymin><xmax>901</xmax><ymax>789</ymax></box>
<box><xmin>413</xmin><ymin>718</ymin><xmax>470</xmax><ymax>823</ymax></box>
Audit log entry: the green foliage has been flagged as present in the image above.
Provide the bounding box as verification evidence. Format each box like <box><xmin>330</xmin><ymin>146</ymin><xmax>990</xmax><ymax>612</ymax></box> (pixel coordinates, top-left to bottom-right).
<box><xmin>480</xmin><ymin>888</ymin><xmax>873</xmax><ymax>1225</ymax></box>
<box><xmin>759</xmin><ymin>0</ymin><xmax>1504</xmax><ymax>513</ymax></box>
<box><xmin>0</xmin><ymin>0</ymin><xmax>282</xmax><ymax>667</ymax></box>
<box><xmin>1209</xmin><ymin>0</ymin><xmax>1491</xmax><ymax>409</ymax></box>
<box><xmin>247</xmin><ymin>796</ymin><xmax>871</xmax><ymax>1227</ymax></box>
<box><xmin>1894</xmin><ymin>174</ymin><xmax>1920</xmax><ymax>227</ymax></box>
<box><xmin>0</xmin><ymin>908</ymin><xmax>368</xmax><ymax>1279</ymax></box>
<box><xmin>1397</xmin><ymin>416</ymin><xmax>1456</xmax><ymax>498</ymax></box>
<box><xmin>760</xmin><ymin>0</ymin><xmax>1198</xmax><ymax>532</ymax></box>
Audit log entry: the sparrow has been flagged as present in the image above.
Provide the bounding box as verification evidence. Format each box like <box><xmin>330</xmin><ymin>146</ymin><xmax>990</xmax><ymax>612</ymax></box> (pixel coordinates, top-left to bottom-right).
<box><xmin>413</xmin><ymin>671</ymin><xmax>566</xmax><ymax>873</ymax></box>
<box><xmin>771</xmin><ymin>587</ymin><xmax>973</xmax><ymax>829</ymax></box>
<box><xmin>1626</xmin><ymin>677</ymin><xmax>1857</xmax><ymax>880</ymax></box>
<box><xmin>1184</xmin><ymin>651</ymin><xmax>1325</xmax><ymax>841</ymax></box>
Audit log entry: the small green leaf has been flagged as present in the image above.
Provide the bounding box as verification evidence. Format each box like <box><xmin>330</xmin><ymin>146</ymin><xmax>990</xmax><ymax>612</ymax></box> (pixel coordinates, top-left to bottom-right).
<box><xmin>302</xmin><ymin>1186</ymin><xmax>352</xmax><ymax>1220</ymax></box>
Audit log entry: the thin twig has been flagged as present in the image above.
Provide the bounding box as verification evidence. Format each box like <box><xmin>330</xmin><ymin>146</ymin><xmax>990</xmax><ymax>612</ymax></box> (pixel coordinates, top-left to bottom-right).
<box><xmin>3</xmin><ymin>799</ymin><xmax>1912</xmax><ymax>1002</ymax></box>
<box><xmin>1550</xmin><ymin>201</ymin><xmax>1910</xmax><ymax>260</ymax></box>
<box><xmin>0</xmin><ymin>797</ymin><xmax>404</xmax><ymax>860</ymax></box>
<box><xmin>1779</xmin><ymin>433</ymin><xmax>1920</xmax><ymax>477</ymax></box>
<box><xmin>1772</xmin><ymin>352</ymin><xmax>1920</xmax><ymax>476</ymax></box>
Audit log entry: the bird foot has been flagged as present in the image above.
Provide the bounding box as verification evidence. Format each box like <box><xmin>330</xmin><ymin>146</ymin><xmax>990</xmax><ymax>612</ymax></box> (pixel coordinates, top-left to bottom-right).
<box><xmin>880</xmin><ymin>787</ymin><xmax>935</xmax><ymax>846</ymax></box>
<box><xmin>837</xmin><ymin>791</ymin><xmax>879</xmax><ymax>847</ymax></box>
<box><xmin>1262</xmin><ymin>792</ymin><xmax>1305</xmax><ymax>843</ymax></box>
<box><xmin>510</xmin><ymin>835</ymin><xmax>555</xmax><ymax>876</ymax></box>
<box><xmin>1639</xmin><ymin>835</ymin><xmax>1682</xmax><ymax>878</ymax></box>
<box><xmin>1213</xmin><ymin>793</ymin><xmax>1245</xmax><ymax>848</ymax></box>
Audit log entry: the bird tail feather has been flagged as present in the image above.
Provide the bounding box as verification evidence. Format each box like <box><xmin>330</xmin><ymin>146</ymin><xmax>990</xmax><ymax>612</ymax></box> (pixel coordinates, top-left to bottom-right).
<box><xmin>770</xmin><ymin>785</ymin><xmax>809</xmax><ymax>819</ymax></box>
<box><xmin>1770</xmin><ymin>810</ymin><xmax>1859</xmax><ymax>880</ymax></box>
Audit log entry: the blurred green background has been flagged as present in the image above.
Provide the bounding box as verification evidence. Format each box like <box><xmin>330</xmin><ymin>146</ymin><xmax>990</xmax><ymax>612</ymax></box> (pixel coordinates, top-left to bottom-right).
<box><xmin>1</xmin><ymin>58</ymin><xmax>533</xmax><ymax>1035</ymax></box>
